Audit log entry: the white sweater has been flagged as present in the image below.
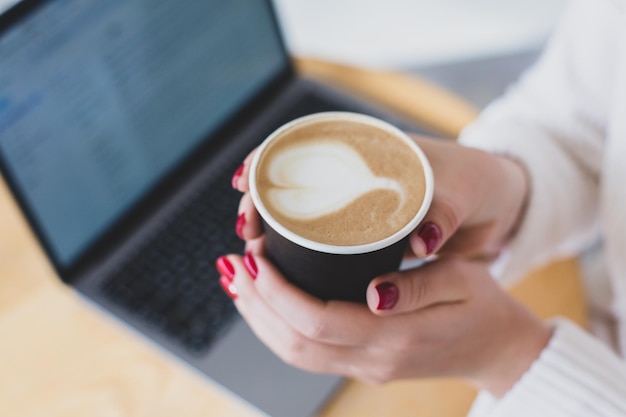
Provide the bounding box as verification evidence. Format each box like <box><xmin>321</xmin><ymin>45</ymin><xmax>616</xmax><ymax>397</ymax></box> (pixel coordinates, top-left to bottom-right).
<box><xmin>457</xmin><ymin>0</ymin><xmax>626</xmax><ymax>415</ymax></box>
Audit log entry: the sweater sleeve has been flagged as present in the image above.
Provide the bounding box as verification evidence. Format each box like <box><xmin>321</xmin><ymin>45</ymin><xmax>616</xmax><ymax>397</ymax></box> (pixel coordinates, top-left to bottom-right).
<box><xmin>458</xmin><ymin>0</ymin><xmax>622</xmax><ymax>284</ymax></box>
<box><xmin>467</xmin><ymin>319</ymin><xmax>626</xmax><ymax>417</ymax></box>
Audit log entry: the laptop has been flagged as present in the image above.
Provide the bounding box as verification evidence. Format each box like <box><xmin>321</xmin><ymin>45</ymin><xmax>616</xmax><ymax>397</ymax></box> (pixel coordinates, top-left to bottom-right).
<box><xmin>0</xmin><ymin>1</ymin><xmax>426</xmax><ymax>416</ymax></box>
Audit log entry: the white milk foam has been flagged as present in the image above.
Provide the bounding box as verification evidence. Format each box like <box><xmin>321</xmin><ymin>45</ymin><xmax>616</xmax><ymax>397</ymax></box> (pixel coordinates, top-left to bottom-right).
<box><xmin>266</xmin><ymin>140</ymin><xmax>405</xmax><ymax>220</ymax></box>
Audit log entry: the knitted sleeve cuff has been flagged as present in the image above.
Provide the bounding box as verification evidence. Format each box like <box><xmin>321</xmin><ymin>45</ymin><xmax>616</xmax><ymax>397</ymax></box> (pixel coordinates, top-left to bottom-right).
<box><xmin>467</xmin><ymin>318</ymin><xmax>626</xmax><ymax>417</ymax></box>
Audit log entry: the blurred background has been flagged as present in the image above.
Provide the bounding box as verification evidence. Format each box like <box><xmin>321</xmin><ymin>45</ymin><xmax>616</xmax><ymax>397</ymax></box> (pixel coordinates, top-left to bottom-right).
<box><xmin>1</xmin><ymin>0</ymin><xmax>570</xmax><ymax>108</ymax></box>
<box><xmin>273</xmin><ymin>0</ymin><xmax>570</xmax><ymax>108</ymax></box>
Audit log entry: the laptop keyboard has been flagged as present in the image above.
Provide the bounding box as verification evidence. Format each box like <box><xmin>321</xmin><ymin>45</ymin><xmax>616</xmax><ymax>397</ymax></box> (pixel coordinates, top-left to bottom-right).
<box><xmin>101</xmin><ymin>164</ymin><xmax>244</xmax><ymax>354</ymax></box>
<box><xmin>101</xmin><ymin>93</ymin><xmax>345</xmax><ymax>355</ymax></box>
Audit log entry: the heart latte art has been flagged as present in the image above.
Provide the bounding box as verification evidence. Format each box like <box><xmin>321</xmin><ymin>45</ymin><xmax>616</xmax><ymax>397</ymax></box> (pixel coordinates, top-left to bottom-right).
<box><xmin>255</xmin><ymin>119</ymin><xmax>427</xmax><ymax>246</ymax></box>
<box><xmin>266</xmin><ymin>141</ymin><xmax>405</xmax><ymax>220</ymax></box>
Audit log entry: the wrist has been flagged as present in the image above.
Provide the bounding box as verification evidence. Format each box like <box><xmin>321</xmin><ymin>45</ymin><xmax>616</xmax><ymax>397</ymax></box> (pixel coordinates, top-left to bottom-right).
<box><xmin>472</xmin><ymin>154</ymin><xmax>530</xmax><ymax>256</ymax></box>
<box><xmin>475</xmin><ymin>309</ymin><xmax>553</xmax><ymax>398</ymax></box>
<box><xmin>491</xmin><ymin>154</ymin><xmax>530</xmax><ymax>249</ymax></box>
<box><xmin>464</xmin><ymin>150</ymin><xmax>529</xmax><ymax>258</ymax></box>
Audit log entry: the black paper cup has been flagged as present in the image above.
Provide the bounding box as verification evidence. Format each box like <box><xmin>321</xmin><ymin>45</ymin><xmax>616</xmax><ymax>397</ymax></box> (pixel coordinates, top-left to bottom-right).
<box><xmin>249</xmin><ymin>112</ymin><xmax>434</xmax><ymax>303</ymax></box>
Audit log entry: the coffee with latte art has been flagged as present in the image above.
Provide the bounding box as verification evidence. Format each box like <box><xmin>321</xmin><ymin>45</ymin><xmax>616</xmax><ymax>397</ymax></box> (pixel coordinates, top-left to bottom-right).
<box><xmin>254</xmin><ymin>118</ymin><xmax>427</xmax><ymax>246</ymax></box>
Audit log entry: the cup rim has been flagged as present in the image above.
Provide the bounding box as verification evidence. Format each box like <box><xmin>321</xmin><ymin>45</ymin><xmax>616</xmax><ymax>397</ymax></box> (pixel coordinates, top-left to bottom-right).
<box><xmin>249</xmin><ymin>111</ymin><xmax>434</xmax><ymax>255</ymax></box>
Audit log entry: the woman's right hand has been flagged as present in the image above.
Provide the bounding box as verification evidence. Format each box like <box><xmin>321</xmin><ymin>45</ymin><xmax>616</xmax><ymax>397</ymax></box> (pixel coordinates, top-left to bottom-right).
<box><xmin>224</xmin><ymin>134</ymin><xmax>541</xmax><ymax>396</ymax></box>
<box><xmin>231</xmin><ymin>134</ymin><xmax>529</xmax><ymax>260</ymax></box>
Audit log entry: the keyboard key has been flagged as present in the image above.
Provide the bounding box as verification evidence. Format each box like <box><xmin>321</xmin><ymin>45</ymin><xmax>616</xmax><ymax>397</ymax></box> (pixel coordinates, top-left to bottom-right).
<box><xmin>102</xmin><ymin>92</ymin><xmax>349</xmax><ymax>354</ymax></box>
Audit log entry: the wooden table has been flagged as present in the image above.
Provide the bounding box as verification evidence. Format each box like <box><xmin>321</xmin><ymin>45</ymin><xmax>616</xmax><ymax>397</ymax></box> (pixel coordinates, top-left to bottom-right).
<box><xmin>0</xmin><ymin>59</ymin><xmax>588</xmax><ymax>417</ymax></box>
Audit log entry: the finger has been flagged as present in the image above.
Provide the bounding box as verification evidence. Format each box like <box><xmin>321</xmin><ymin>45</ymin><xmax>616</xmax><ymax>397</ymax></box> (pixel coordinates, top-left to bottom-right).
<box><xmin>236</xmin><ymin>193</ymin><xmax>263</xmax><ymax>240</ymax></box>
<box><xmin>219</xmin><ymin>254</ymin><xmax>361</xmax><ymax>375</ymax></box>
<box><xmin>408</xmin><ymin>198</ymin><xmax>459</xmax><ymax>257</ymax></box>
<box><xmin>438</xmin><ymin>223</ymin><xmax>503</xmax><ymax>258</ymax></box>
<box><xmin>406</xmin><ymin>136</ymin><xmax>467</xmax><ymax>258</ymax></box>
<box><xmin>231</xmin><ymin>149</ymin><xmax>257</xmax><ymax>192</ymax></box>
<box><xmin>366</xmin><ymin>259</ymin><xmax>470</xmax><ymax>316</ymax></box>
<box><xmin>249</xmin><ymin>254</ymin><xmax>384</xmax><ymax>347</ymax></box>
<box><xmin>244</xmin><ymin>235</ymin><xmax>266</xmax><ymax>257</ymax></box>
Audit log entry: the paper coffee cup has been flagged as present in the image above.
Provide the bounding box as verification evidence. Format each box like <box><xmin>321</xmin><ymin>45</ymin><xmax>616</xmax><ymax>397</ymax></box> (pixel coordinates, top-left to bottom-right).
<box><xmin>249</xmin><ymin>112</ymin><xmax>433</xmax><ymax>302</ymax></box>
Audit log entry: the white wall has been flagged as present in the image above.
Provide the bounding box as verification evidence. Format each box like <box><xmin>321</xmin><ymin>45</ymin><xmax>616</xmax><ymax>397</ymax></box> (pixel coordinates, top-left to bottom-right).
<box><xmin>273</xmin><ymin>0</ymin><xmax>570</xmax><ymax>69</ymax></box>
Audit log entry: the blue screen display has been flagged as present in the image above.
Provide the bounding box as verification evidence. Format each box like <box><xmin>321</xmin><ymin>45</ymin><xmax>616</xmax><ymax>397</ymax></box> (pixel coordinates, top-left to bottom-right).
<box><xmin>0</xmin><ymin>0</ymin><xmax>286</xmax><ymax>265</ymax></box>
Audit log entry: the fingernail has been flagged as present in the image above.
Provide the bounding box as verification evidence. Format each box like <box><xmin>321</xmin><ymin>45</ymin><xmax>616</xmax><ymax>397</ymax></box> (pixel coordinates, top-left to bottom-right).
<box><xmin>219</xmin><ymin>275</ymin><xmax>238</xmax><ymax>300</ymax></box>
<box><xmin>375</xmin><ymin>282</ymin><xmax>399</xmax><ymax>310</ymax></box>
<box><xmin>418</xmin><ymin>222</ymin><xmax>441</xmax><ymax>255</ymax></box>
<box><xmin>216</xmin><ymin>256</ymin><xmax>235</xmax><ymax>281</ymax></box>
<box><xmin>243</xmin><ymin>252</ymin><xmax>258</xmax><ymax>280</ymax></box>
<box><xmin>231</xmin><ymin>164</ymin><xmax>244</xmax><ymax>189</ymax></box>
<box><xmin>236</xmin><ymin>213</ymin><xmax>246</xmax><ymax>239</ymax></box>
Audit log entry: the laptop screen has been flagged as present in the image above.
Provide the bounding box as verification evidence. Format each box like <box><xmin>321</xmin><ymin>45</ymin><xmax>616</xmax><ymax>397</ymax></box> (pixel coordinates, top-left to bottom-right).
<box><xmin>0</xmin><ymin>0</ymin><xmax>287</xmax><ymax>266</ymax></box>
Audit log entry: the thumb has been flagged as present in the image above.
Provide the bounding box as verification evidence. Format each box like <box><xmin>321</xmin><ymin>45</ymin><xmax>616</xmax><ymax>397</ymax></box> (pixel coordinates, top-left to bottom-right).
<box><xmin>409</xmin><ymin>199</ymin><xmax>460</xmax><ymax>258</ymax></box>
<box><xmin>366</xmin><ymin>260</ymin><xmax>470</xmax><ymax>316</ymax></box>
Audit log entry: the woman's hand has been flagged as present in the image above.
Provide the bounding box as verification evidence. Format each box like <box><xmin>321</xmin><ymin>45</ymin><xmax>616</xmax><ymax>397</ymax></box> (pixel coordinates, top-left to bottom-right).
<box><xmin>222</xmin><ymin>134</ymin><xmax>545</xmax><ymax>395</ymax></box>
<box><xmin>231</xmin><ymin>135</ymin><xmax>529</xmax><ymax>260</ymax></box>
<box><xmin>215</xmin><ymin>252</ymin><xmax>551</xmax><ymax>396</ymax></box>
<box><xmin>408</xmin><ymin>136</ymin><xmax>528</xmax><ymax>258</ymax></box>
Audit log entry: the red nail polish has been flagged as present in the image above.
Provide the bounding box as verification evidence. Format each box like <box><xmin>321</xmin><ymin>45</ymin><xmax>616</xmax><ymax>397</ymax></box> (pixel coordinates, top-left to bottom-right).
<box><xmin>219</xmin><ymin>275</ymin><xmax>238</xmax><ymax>300</ymax></box>
<box><xmin>216</xmin><ymin>256</ymin><xmax>235</xmax><ymax>281</ymax></box>
<box><xmin>376</xmin><ymin>282</ymin><xmax>399</xmax><ymax>310</ymax></box>
<box><xmin>418</xmin><ymin>222</ymin><xmax>441</xmax><ymax>255</ymax></box>
<box><xmin>244</xmin><ymin>252</ymin><xmax>258</xmax><ymax>279</ymax></box>
<box><xmin>236</xmin><ymin>213</ymin><xmax>246</xmax><ymax>239</ymax></box>
<box><xmin>231</xmin><ymin>164</ymin><xmax>244</xmax><ymax>189</ymax></box>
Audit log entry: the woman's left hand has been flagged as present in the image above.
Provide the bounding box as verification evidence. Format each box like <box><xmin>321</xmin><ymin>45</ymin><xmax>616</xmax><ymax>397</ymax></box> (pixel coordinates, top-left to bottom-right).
<box><xmin>216</xmin><ymin>253</ymin><xmax>551</xmax><ymax>397</ymax></box>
